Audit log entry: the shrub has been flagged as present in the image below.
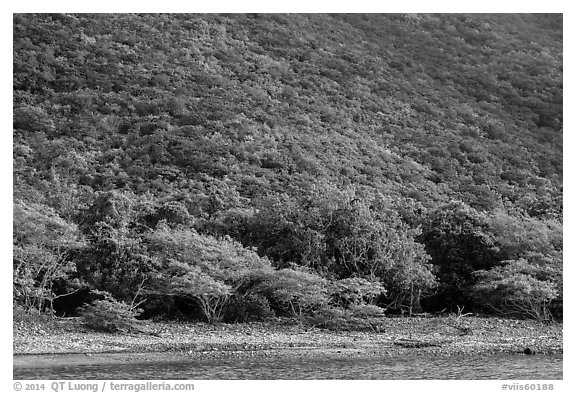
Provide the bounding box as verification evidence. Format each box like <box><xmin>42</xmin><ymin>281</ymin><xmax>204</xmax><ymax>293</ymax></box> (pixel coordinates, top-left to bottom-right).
<box><xmin>330</xmin><ymin>277</ymin><xmax>386</xmax><ymax>308</ymax></box>
<box><xmin>348</xmin><ymin>303</ymin><xmax>386</xmax><ymax>318</ymax></box>
<box><xmin>13</xmin><ymin>106</ymin><xmax>56</xmax><ymax>134</ymax></box>
<box><xmin>306</xmin><ymin>307</ymin><xmax>349</xmax><ymax>330</ymax></box>
<box><xmin>13</xmin><ymin>303</ymin><xmax>50</xmax><ymax>324</ymax></box>
<box><xmin>145</xmin><ymin>226</ymin><xmax>273</xmax><ymax>323</ymax></box>
<box><xmin>222</xmin><ymin>293</ymin><xmax>275</xmax><ymax>323</ymax></box>
<box><xmin>254</xmin><ymin>268</ymin><xmax>329</xmax><ymax>320</ymax></box>
<box><xmin>153</xmin><ymin>261</ymin><xmax>232</xmax><ymax>324</ymax></box>
<box><xmin>79</xmin><ymin>295</ymin><xmax>143</xmax><ymax>333</ymax></box>
<box><xmin>13</xmin><ymin>200</ymin><xmax>85</xmax><ymax>314</ymax></box>
<box><xmin>470</xmin><ymin>259</ymin><xmax>559</xmax><ymax>320</ymax></box>
<box><xmin>154</xmin><ymin>201</ymin><xmax>191</xmax><ymax>226</ymax></box>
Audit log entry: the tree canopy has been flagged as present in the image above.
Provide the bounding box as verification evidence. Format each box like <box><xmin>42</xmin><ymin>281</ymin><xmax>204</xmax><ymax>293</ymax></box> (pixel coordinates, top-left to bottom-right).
<box><xmin>13</xmin><ymin>14</ymin><xmax>562</xmax><ymax>321</ymax></box>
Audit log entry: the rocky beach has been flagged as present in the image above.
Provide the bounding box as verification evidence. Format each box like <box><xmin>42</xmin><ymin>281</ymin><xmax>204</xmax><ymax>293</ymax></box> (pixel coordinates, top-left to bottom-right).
<box><xmin>13</xmin><ymin>316</ymin><xmax>562</xmax><ymax>368</ymax></box>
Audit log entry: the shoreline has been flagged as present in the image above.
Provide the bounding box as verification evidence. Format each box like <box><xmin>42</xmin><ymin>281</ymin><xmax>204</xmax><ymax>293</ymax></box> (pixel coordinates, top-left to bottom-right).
<box><xmin>14</xmin><ymin>316</ymin><xmax>563</xmax><ymax>368</ymax></box>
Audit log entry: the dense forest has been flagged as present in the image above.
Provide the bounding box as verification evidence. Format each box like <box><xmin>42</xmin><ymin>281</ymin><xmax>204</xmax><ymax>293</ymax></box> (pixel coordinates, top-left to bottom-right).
<box><xmin>13</xmin><ymin>13</ymin><xmax>562</xmax><ymax>328</ymax></box>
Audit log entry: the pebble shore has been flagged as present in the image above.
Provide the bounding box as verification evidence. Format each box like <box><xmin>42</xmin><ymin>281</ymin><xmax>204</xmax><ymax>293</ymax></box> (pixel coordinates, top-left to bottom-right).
<box><xmin>13</xmin><ymin>316</ymin><xmax>562</xmax><ymax>367</ymax></box>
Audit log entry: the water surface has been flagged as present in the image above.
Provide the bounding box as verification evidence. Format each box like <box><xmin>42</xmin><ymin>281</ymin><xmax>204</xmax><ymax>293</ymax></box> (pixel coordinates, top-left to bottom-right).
<box><xmin>14</xmin><ymin>353</ymin><xmax>562</xmax><ymax>380</ymax></box>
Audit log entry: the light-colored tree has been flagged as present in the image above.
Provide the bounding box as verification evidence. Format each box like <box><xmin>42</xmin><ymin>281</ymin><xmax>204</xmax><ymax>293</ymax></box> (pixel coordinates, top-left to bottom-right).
<box><xmin>13</xmin><ymin>200</ymin><xmax>85</xmax><ymax>314</ymax></box>
<box><xmin>255</xmin><ymin>268</ymin><xmax>329</xmax><ymax>320</ymax></box>
<box><xmin>159</xmin><ymin>261</ymin><xmax>232</xmax><ymax>323</ymax></box>
<box><xmin>146</xmin><ymin>224</ymin><xmax>272</xmax><ymax>322</ymax></box>
<box><xmin>471</xmin><ymin>259</ymin><xmax>559</xmax><ymax>320</ymax></box>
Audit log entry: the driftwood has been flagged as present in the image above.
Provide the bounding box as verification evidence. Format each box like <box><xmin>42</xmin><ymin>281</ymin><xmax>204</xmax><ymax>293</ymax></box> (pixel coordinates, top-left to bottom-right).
<box><xmin>393</xmin><ymin>339</ymin><xmax>443</xmax><ymax>349</ymax></box>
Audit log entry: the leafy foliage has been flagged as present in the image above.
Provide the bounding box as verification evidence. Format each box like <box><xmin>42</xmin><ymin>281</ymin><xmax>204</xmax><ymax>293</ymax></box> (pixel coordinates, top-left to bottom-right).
<box><xmin>79</xmin><ymin>293</ymin><xmax>143</xmax><ymax>333</ymax></box>
<box><xmin>418</xmin><ymin>202</ymin><xmax>500</xmax><ymax>309</ymax></box>
<box><xmin>471</xmin><ymin>259</ymin><xmax>559</xmax><ymax>320</ymax></box>
<box><xmin>13</xmin><ymin>200</ymin><xmax>85</xmax><ymax>313</ymax></box>
<box><xmin>154</xmin><ymin>261</ymin><xmax>232</xmax><ymax>324</ymax></box>
<box><xmin>144</xmin><ymin>225</ymin><xmax>273</xmax><ymax>322</ymax></box>
<box><xmin>254</xmin><ymin>268</ymin><xmax>330</xmax><ymax>319</ymax></box>
<box><xmin>13</xmin><ymin>14</ymin><xmax>562</xmax><ymax>321</ymax></box>
<box><xmin>330</xmin><ymin>277</ymin><xmax>386</xmax><ymax>309</ymax></box>
<box><xmin>222</xmin><ymin>293</ymin><xmax>275</xmax><ymax>323</ymax></box>
<box><xmin>241</xmin><ymin>186</ymin><xmax>436</xmax><ymax>312</ymax></box>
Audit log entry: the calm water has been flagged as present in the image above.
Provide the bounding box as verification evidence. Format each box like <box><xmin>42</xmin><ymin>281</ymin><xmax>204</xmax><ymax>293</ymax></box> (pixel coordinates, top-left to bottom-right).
<box><xmin>14</xmin><ymin>353</ymin><xmax>562</xmax><ymax>380</ymax></box>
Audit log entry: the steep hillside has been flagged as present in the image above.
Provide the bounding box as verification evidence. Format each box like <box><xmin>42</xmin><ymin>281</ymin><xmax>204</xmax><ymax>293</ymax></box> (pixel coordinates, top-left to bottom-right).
<box><xmin>13</xmin><ymin>14</ymin><xmax>562</xmax><ymax>320</ymax></box>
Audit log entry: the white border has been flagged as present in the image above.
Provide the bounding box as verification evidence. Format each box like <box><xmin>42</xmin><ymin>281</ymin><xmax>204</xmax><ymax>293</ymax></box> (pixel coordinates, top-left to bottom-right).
<box><xmin>3</xmin><ymin>4</ymin><xmax>571</xmax><ymax>390</ymax></box>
